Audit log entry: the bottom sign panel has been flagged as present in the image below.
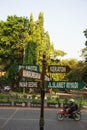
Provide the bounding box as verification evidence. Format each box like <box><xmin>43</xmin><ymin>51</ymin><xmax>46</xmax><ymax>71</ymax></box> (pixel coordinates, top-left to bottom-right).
<box><xmin>46</xmin><ymin>81</ymin><xmax>84</xmax><ymax>89</ymax></box>
<box><xmin>19</xmin><ymin>81</ymin><xmax>39</xmax><ymax>88</ymax></box>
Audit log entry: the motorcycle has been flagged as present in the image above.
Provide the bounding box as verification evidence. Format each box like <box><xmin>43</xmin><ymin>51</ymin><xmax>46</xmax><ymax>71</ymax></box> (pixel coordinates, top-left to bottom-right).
<box><xmin>57</xmin><ymin>107</ymin><xmax>81</xmax><ymax>121</ymax></box>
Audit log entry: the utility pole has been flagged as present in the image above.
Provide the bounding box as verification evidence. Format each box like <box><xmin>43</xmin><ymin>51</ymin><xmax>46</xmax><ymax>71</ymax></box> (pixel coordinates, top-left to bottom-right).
<box><xmin>39</xmin><ymin>52</ymin><xmax>46</xmax><ymax>130</ymax></box>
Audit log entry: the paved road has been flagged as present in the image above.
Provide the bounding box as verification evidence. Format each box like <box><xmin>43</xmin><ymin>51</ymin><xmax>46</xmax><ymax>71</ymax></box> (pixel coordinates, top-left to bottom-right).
<box><xmin>0</xmin><ymin>107</ymin><xmax>87</xmax><ymax>130</ymax></box>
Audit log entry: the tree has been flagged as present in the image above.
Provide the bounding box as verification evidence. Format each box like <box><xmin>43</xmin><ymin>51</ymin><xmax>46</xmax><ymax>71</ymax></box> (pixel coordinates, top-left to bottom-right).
<box><xmin>29</xmin><ymin>13</ymin><xmax>36</xmax><ymax>42</ymax></box>
<box><xmin>81</xmin><ymin>29</ymin><xmax>87</xmax><ymax>62</ymax></box>
<box><xmin>24</xmin><ymin>41</ymin><xmax>37</xmax><ymax>65</ymax></box>
<box><xmin>81</xmin><ymin>65</ymin><xmax>87</xmax><ymax>83</ymax></box>
<box><xmin>0</xmin><ymin>15</ymin><xmax>29</xmax><ymax>70</ymax></box>
<box><xmin>0</xmin><ymin>12</ymin><xmax>67</xmax><ymax>85</ymax></box>
<box><xmin>84</xmin><ymin>29</ymin><xmax>87</xmax><ymax>46</ymax></box>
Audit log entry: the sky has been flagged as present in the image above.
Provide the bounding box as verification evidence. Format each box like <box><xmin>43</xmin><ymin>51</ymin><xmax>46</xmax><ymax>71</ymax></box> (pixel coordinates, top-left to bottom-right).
<box><xmin>0</xmin><ymin>0</ymin><xmax>87</xmax><ymax>60</ymax></box>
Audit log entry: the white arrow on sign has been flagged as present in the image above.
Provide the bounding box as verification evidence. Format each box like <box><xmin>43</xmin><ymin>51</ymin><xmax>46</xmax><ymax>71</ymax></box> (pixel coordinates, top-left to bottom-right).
<box><xmin>45</xmin><ymin>75</ymin><xmax>50</xmax><ymax>81</ymax></box>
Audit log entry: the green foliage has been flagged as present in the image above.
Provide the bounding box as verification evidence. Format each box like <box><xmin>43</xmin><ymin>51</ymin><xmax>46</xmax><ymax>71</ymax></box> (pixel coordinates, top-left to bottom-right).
<box><xmin>0</xmin><ymin>94</ymin><xmax>11</xmax><ymax>102</ymax></box>
<box><xmin>0</xmin><ymin>12</ymin><xmax>75</xmax><ymax>86</ymax></box>
<box><xmin>24</xmin><ymin>41</ymin><xmax>37</xmax><ymax>65</ymax></box>
<box><xmin>83</xmin><ymin>29</ymin><xmax>87</xmax><ymax>46</ymax></box>
<box><xmin>0</xmin><ymin>16</ymin><xmax>29</xmax><ymax>71</ymax></box>
<box><xmin>0</xmin><ymin>94</ymin><xmax>4</xmax><ymax>102</ymax></box>
<box><xmin>81</xmin><ymin>65</ymin><xmax>87</xmax><ymax>83</ymax></box>
<box><xmin>47</xmin><ymin>96</ymin><xmax>60</xmax><ymax>104</ymax></box>
<box><xmin>47</xmin><ymin>95</ymin><xmax>51</xmax><ymax>102</ymax></box>
<box><xmin>52</xmin><ymin>88</ymin><xmax>59</xmax><ymax>93</ymax></box>
<box><xmin>23</xmin><ymin>93</ymin><xmax>27</xmax><ymax>99</ymax></box>
<box><xmin>30</xmin><ymin>99</ymin><xmax>41</xmax><ymax>104</ymax></box>
<box><xmin>14</xmin><ymin>93</ymin><xmax>27</xmax><ymax>102</ymax></box>
<box><xmin>55</xmin><ymin>97</ymin><xmax>60</xmax><ymax>103</ymax></box>
<box><xmin>15</xmin><ymin>93</ymin><xmax>19</xmax><ymax>99</ymax></box>
<box><xmin>64</xmin><ymin>61</ymin><xmax>87</xmax><ymax>83</ymax></box>
<box><xmin>5</xmin><ymin>94</ymin><xmax>10</xmax><ymax>102</ymax></box>
<box><xmin>79</xmin><ymin>95</ymin><xmax>84</xmax><ymax>105</ymax></box>
<box><xmin>31</xmin><ymin>94</ymin><xmax>36</xmax><ymax>99</ymax></box>
<box><xmin>63</xmin><ymin>97</ymin><xmax>69</xmax><ymax>104</ymax></box>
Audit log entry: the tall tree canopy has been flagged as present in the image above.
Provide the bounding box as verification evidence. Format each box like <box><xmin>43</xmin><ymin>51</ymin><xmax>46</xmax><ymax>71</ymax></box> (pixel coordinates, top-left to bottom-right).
<box><xmin>84</xmin><ymin>29</ymin><xmax>87</xmax><ymax>47</ymax></box>
<box><xmin>0</xmin><ymin>12</ymin><xmax>67</xmax><ymax>85</ymax></box>
<box><xmin>81</xmin><ymin>29</ymin><xmax>87</xmax><ymax>62</ymax></box>
<box><xmin>0</xmin><ymin>13</ymin><xmax>65</xmax><ymax>68</ymax></box>
<box><xmin>0</xmin><ymin>15</ymin><xmax>29</xmax><ymax>70</ymax></box>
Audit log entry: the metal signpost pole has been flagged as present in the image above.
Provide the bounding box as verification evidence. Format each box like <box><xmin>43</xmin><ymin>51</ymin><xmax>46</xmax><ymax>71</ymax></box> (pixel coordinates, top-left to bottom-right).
<box><xmin>39</xmin><ymin>52</ymin><xmax>46</xmax><ymax>130</ymax></box>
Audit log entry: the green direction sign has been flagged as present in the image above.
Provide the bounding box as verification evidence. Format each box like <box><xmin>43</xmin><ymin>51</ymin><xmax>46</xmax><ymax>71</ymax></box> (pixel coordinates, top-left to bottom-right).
<box><xmin>48</xmin><ymin>65</ymin><xmax>71</xmax><ymax>73</ymax></box>
<box><xmin>46</xmin><ymin>81</ymin><xmax>84</xmax><ymax>89</ymax></box>
<box><xmin>14</xmin><ymin>65</ymin><xmax>40</xmax><ymax>72</ymax></box>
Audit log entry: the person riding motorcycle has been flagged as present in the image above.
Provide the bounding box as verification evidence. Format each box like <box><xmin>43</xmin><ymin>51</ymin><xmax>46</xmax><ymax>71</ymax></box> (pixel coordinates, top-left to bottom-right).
<box><xmin>68</xmin><ymin>98</ymin><xmax>78</xmax><ymax>117</ymax></box>
<box><xmin>57</xmin><ymin>98</ymin><xmax>81</xmax><ymax>121</ymax></box>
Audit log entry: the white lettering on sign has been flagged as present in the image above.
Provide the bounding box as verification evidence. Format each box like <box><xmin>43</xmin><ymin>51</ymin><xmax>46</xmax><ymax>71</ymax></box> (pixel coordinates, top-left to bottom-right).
<box><xmin>48</xmin><ymin>82</ymin><xmax>66</xmax><ymax>88</ymax></box>
<box><xmin>19</xmin><ymin>82</ymin><xmax>27</xmax><ymax>87</ymax></box>
<box><xmin>27</xmin><ymin>82</ymin><xmax>38</xmax><ymax>88</ymax></box>
<box><xmin>66</xmin><ymin>82</ymin><xmax>78</xmax><ymax>89</ymax></box>
<box><xmin>22</xmin><ymin>70</ymin><xmax>41</xmax><ymax>79</ymax></box>
<box><xmin>46</xmin><ymin>81</ymin><xmax>84</xmax><ymax>89</ymax></box>
<box><xmin>26</xmin><ymin>66</ymin><xmax>37</xmax><ymax>71</ymax></box>
<box><xmin>19</xmin><ymin>65</ymin><xmax>39</xmax><ymax>71</ymax></box>
<box><xmin>19</xmin><ymin>82</ymin><xmax>38</xmax><ymax>88</ymax></box>
<box><xmin>56</xmin><ymin>82</ymin><xmax>66</xmax><ymax>88</ymax></box>
<box><xmin>50</xmin><ymin>66</ymin><xmax>66</xmax><ymax>72</ymax></box>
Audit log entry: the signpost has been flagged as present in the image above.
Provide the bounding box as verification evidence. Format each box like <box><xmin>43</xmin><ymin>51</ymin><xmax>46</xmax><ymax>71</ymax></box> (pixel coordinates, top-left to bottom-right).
<box><xmin>48</xmin><ymin>65</ymin><xmax>71</xmax><ymax>73</ymax></box>
<box><xmin>46</xmin><ymin>81</ymin><xmax>84</xmax><ymax>89</ymax></box>
<box><xmin>39</xmin><ymin>52</ymin><xmax>46</xmax><ymax>130</ymax></box>
<box><xmin>17</xmin><ymin>52</ymin><xmax>85</xmax><ymax>130</ymax></box>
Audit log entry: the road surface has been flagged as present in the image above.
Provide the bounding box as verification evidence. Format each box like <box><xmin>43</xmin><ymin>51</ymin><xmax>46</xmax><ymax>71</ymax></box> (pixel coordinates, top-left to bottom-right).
<box><xmin>0</xmin><ymin>107</ymin><xmax>87</xmax><ymax>130</ymax></box>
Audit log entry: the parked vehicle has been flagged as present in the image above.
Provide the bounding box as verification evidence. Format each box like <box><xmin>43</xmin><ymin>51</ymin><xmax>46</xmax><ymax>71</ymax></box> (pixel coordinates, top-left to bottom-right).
<box><xmin>4</xmin><ymin>86</ymin><xmax>11</xmax><ymax>91</ymax></box>
<box><xmin>57</xmin><ymin>107</ymin><xmax>81</xmax><ymax>121</ymax></box>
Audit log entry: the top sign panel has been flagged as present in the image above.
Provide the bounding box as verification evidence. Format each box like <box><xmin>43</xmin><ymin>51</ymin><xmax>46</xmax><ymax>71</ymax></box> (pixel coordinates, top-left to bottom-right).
<box><xmin>15</xmin><ymin>65</ymin><xmax>40</xmax><ymax>72</ymax></box>
<box><xmin>48</xmin><ymin>65</ymin><xmax>71</xmax><ymax>73</ymax></box>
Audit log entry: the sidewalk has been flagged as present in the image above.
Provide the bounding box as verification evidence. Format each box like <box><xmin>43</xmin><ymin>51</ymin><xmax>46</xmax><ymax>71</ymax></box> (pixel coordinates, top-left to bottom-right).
<box><xmin>0</xmin><ymin>106</ymin><xmax>87</xmax><ymax>112</ymax></box>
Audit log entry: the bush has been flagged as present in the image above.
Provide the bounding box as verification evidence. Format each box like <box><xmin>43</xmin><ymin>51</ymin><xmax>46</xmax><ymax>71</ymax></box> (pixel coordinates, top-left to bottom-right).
<box><xmin>0</xmin><ymin>94</ymin><xmax>11</xmax><ymax>102</ymax></box>
<box><xmin>23</xmin><ymin>93</ymin><xmax>27</xmax><ymax>99</ymax></box>
<box><xmin>32</xmin><ymin>94</ymin><xmax>36</xmax><ymax>100</ymax></box>
<box><xmin>15</xmin><ymin>93</ymin><xmax>19</xmax><ymax>99</ymax></box>
<box><xmin>47</xmin><ymin>96</ymin><xmax>60</xmax><ymax>104</ymax></box>
<box><xmin>55</xmin><ymin>97</ymin><xmax>60</xmax><ymax>104</ymax></box>
<box><xmin>0</xmin><ymin>94</ymin><xmax>4</xmax><ymax>102</ymax></box>
<box><xmin>63</xmin><ymin>98</ymin><xmax>69</xmax><ymax>104</ymax></box>
<box><xmin>5</xmin><ymin>94</ymin><xmax>10</xmax><ymax>102</ymax></box>
<box><xmin>31</xmin><ymin>99</ymin><xmax>41</xmax><ymax>104</ymax></box>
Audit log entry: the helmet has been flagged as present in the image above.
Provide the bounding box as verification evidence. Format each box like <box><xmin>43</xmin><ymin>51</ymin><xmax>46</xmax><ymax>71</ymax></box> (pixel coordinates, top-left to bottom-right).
<box><xmin>69</xmin><ymin>98</ymin><xmax>74</xmax><ymax>103</ymax></box>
